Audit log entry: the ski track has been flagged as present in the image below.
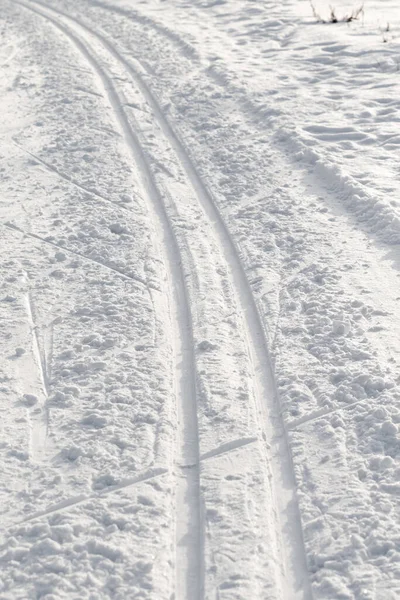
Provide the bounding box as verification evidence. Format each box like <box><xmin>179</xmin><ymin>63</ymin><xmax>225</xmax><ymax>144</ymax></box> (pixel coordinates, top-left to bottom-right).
<box><xmin>4</xmin><ymin>221</ymin><xmax>151</xmax><ymax>289</ymax></box>
<box><xmin>4</xmin><ymin>2</ymin><xmax>400</xmax><ymax>598</ymax></box>
<box><xmin>87</xmin><ymin>0</ymin><xmax>400</xmax><ymax>250</ymax></box>
<box><xmin>15</xmin><ymin>1</ymin><xmax>311</xmax><ymax>598</ymax></box>
<box><xmin>20</xmin><ymin>467</ymin><xmax>169</xmax><ymax>525</ymax></box>
<box><xmin>65</xmin><ymin>8</ymin><xmax>312</xmax><ymax>599</ymax></box>
<box><xmin>15</xmin><ymin>1</ymin><xmax>204</xmax><ymax>598</ymax></box>
<box><xmin>23</xmin><ymin>282</ymin><xmax>49</xmax><ymax>461</ymax></box>
<box><xmin>12</xmin><ymin>138</ymin><xmax>119</xmax><ymax>209</ymax></box>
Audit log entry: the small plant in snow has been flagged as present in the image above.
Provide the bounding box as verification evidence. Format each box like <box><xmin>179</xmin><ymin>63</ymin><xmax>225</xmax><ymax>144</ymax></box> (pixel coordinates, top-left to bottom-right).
<box><xmin>310</xmin><ymin>2</ymin><xmax>364</xmax><ymax>24</ymax></box>
<box><xmin>381</xmin><ymin>22</ymin><xmax>391</xmax><ymax>43</ymax></box>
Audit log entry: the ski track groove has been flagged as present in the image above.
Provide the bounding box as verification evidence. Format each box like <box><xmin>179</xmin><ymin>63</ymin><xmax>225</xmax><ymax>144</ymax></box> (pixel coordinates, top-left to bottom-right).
<box><xmin>12</xmin><ymin>468</ymin><xmax>169</xmax><ymax>527</ymax></box>
<box><xmin>24</xmin><ymin>283</ymin><xmax>49</xmax><ymax>461</ymax></box>
<box><xmin>199</xmin><ymin>436</ymin><xmax>258</xmax><ymax>462</ymax></box>
<box><xmin>26</xmin><ymin>290</ymin><xmax>49</xmax><ymax>396</ymax></box>
<box><xmin>4</xmin><ymin>221</ymin><xmax>153</xmax><ymax>289</ymax></box>
<box><xmin>89</xmin><ymin>0</ymin><xmax>200</xmax><ymax>61</ymax></box>
<box><xmin>42</xmin><ymin>319</ymin><xmax>54</xmax><ymax>388</ymax></box>
<box><xmin>84</xmin><ymin>10</ymin><xmax>313</xmax><ymax>600</ymax></box>
<box><xmin>180</xmin><ymin>436</ymin><xmax>259</xmax><ymax>469</ymax></box>
<box><xmin>12</xmin><ymin>138</ymin><xmax>118</xmax><ymax>208</ymax></box>
<box><xmin>15</xmin><ymin>1</ymin><xmax>312</xmax><ymax>598</ymax></box>
<box><xmin>286</xmin><ymin>396</ymin><xmax>372</xmax><ymax>431</ymax></box>
<box><xmin>63</xmin><ymin>10</ymin><xmax>313</xmax><ymax>598</ymax></box>
<box><xmin>14</xmin><ymin>2</ymin><xmax>204</xmax><ymax>599</ymax></box>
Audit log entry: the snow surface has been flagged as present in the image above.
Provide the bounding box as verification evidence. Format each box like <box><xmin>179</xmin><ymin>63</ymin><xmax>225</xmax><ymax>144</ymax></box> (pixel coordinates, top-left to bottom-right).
<box><xmin>0</xmin><ymin>0</ymin><xmax>399</xmax><ymax>598</ymax></box>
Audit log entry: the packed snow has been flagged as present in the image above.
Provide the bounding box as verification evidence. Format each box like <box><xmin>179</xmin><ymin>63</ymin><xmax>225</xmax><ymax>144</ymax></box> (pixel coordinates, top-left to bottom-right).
<box><xmin>0</xmin><ymin>0</ymin><xmax>399</xmax><ymax>598</ymax></box>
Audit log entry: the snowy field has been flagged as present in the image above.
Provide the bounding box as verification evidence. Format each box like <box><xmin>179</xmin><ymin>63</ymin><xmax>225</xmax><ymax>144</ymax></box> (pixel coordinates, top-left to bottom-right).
<box><xmin>0</xmin><ymin>0</ymin><xmax>399</xmax><ymax>598</ymax></box>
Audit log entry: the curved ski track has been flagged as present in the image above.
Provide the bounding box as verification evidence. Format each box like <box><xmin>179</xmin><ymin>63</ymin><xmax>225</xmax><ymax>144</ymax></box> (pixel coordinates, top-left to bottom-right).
<box><xmin>15</xmin><ymin>1</ymin><xmax>312</xmax><ymax>598</ymax></box>
<box><xmin>16</xmin><ymin>1</ymin><xmax>203</xmax><ymax>598</ymax></box>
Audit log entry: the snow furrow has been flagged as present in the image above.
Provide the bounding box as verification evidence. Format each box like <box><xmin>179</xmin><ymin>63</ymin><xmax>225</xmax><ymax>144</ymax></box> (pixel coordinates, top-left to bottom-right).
<box><xmin>3</xmin><ymin>1</ymin><xmax>400</xmax><ymax>598</ymax></box>
<box><xmin>15</xmin><ymin>3</ymin><xmax>204</xmax><ymax>598</ymax></box>
<box><xmin>4</xmin><ymin>221</ymin><xmax>150</xmax><ymax>288</ymax></box>
<box><xmin>20</xmin><ymin>467</ymin><xmax>169</xmax><ymax>525</ymax></box>
<box><xmin>12</xmin><ymin>138</ymin><xmax>116</xmax><ymax>208</ymax></box>
<box><xmin>22</xmin><ymin>2</ymin><xmax>313</xmax><ymax>597</ymax></box>
<box><xmin>71</xmin><ymin>15</ymin><xmax>312</xmax><ymax>600</ymax></box>
<box><xmin>28</xmin><ymin>3</ymin><xmax>316</xmax><ymax>598</ymax></box>
<box><xmin>89</xmin><ymin>0</ymin><xmax>400</xmax><ymax>248</ymax></box>
<box><xmin>127</xmin><ymin>55</ymin><xmax>312</xmax><ymax>600</ymax></box>
<box><xmin>23</xmin><ymin>285</ymin><xmax>49</xmax><ymax>461</ymax></box>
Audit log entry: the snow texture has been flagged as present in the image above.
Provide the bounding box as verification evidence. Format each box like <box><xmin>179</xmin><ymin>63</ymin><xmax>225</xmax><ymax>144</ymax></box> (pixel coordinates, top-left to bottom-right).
<box><xmin>0</xmin><ymin>0</ymin><xmax>399</xmax><ymax>599</ymax></box>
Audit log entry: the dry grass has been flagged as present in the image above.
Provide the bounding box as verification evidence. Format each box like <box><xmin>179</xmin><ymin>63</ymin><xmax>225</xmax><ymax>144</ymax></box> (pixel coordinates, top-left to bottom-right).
<box><xmin>310</xmin><ymin>2</ymin><xmax>364</xmax><ymax>24</ymax></box>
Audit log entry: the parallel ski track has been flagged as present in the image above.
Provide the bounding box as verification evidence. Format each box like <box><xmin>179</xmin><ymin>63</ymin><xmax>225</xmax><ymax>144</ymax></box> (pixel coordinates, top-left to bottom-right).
<box><xmin>59</xmin><ymin>8</ymin><xmax>314</xmax><ymax>600</ymax></box>
<box><xmin>15</xmin><ymin>2</ymin><xmax>203</xmax><ymax>599</ymax></box>
<box><xmin>78</xmin><ymin>8</ymin><xmax>314</xmax><ymax>600</ymax></box>
<box><xmin>16</xmin><ymin>0</ymin><xmax>312</xmax><ymax>598</ymax></box>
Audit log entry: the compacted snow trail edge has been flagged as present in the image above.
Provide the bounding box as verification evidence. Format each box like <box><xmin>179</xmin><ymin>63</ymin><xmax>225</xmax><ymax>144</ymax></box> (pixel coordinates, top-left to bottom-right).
<box><xmin>14</xmin><ymin>2</ymin><xmax>204</xmax><ymax>599</ymax></box>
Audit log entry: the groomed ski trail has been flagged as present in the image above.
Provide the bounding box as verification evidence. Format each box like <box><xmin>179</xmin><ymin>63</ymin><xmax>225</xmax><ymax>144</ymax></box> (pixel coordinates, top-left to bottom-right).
<box><xmin>16</xmin><ymin>1</ymin><xmax>312</xmax><ymax>597</ymax></box>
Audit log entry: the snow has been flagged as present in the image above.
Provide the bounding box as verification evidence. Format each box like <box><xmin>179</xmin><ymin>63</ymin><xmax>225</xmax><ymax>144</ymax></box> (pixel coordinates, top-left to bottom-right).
<box><xmin>0</xmin><ymin>0</ymin><xmax>399</xmax><ymax>598</ymax></box>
